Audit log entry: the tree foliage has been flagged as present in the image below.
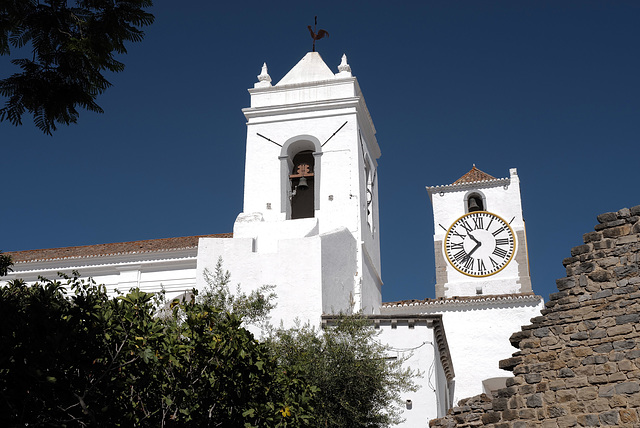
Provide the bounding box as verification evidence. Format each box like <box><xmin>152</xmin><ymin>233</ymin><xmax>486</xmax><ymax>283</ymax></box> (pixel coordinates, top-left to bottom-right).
<box><xmin>267</xmin><ymin>316</ymin><xmax>419</xmax><ymax>428</ymax></box>
<box><xmin>1</xmin><ymin>263</ymin><xmax>417</xmax><ymax>427</ymax></box>
<box><xmin>0</xmin><ymin>251</ymin><xmax>12</xmax><ymax>276</ymax></box>
<box><xmin>0</xmin><ymin>0</ymin><xmax>154</xmax><ymax>135</ymax></box>
<box><xmin>200</xmin><ymin>257</ymin><xmax>276</xmax><ymax>326</ymax></box>
<box><xmin>0</xmin><ymin>274</ymin><xmax>316</xmax><ymax>427</ymax></box>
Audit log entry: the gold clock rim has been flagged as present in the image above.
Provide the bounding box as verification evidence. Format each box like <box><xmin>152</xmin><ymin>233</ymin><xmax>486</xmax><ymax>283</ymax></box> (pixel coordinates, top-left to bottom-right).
<box><xmin>444</xmin><ymin>211</ymin><xmax>516</xmax><ymax>278</ymax></box>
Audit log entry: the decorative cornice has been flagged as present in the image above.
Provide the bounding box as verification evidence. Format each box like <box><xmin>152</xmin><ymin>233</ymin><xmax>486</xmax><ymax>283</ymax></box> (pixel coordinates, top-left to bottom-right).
<box><xmin>382</xmin><ymin>293</ymin><xmax>543</xmax><ymax>310</ymax></box>
<box><xmin>426</xmin><ymin>177</ymin><xmax>510</xmax><ymax>194</ymax></box>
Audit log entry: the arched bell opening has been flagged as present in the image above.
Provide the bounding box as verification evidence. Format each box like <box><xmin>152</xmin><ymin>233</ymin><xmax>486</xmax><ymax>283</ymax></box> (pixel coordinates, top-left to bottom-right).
<box><xmin>465</xmin><ymin>191</ymin><xmax>486</xmax><ymax>213</ymax></box>
<box><xmin>290</xmin><ymin>150</ymin><xmax>315</xmax><ymax>219</ymax></box>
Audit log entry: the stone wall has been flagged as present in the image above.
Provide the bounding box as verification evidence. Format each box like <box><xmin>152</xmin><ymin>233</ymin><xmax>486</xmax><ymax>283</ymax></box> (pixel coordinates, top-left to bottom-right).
<box><xmin>430</xmin><ymin>206</ymin><xmax>640</xmax><ymax>427</ymax></box>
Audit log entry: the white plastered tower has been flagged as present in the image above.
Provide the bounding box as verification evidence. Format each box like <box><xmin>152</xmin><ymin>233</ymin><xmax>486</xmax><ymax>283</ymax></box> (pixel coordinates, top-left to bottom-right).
<box><xmin>427</xmin><ymin>166</ymin><xmax>533</xmax><ymax>298</ymax></box>
<box><xmin>196</xmin><ymin>52</ymin><xmax>382</xmax><ymax>327</ymax></box>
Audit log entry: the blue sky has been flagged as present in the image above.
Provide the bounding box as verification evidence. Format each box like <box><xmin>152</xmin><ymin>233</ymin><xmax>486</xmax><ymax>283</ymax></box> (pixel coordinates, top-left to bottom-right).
<box><xmin>1</xmin><ymin>1</ymin><xmax>638</xmax><ymax>304</ymax></box>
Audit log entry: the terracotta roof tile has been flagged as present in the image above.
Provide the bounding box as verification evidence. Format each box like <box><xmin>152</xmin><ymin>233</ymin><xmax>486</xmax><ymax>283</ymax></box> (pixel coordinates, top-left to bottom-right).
<box><xmin>7</xmin><ymin>233</ymin><xmax>232</xmax><ymax>263</ymax></box>
<box><xmin>453</xmin><ymin>165</ymin><xmax>496</xmax><ymax>185</ymax></box>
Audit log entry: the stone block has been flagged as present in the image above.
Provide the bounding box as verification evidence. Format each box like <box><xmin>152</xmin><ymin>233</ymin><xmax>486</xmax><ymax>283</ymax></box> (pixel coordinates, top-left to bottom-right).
<box><xmin>519</xmin><ymin>408</ymin><xmax>537</xmax><ymax>419</ymax></box>
<box><xmin>630</xmin><ymin>205</ymin><xmax>640</xmax><ymax>216</ymax></box>
<box><xmin>584</xmin><ymin>354</ymin><xmax>609</xmax><ymax>365</ymax></box>
<box><xmin>588</xmin><ymin>374</ymin><xmax>608</xmax><ymax>384</ymax></box>
<box><xmin>576</xmin><ymin>386</ymin><xmax>598</xmax><ymax>400</ymax></box>
<box><xmin>612</xmin><ymin>339</ymin><xmax>636</xmax><ymax>350</ymax></box>
<box><xmin>563</xmin><ymin>256</ymin><xmax>579</xmax><ymax>267</ymax></box>
<box><xmin>557</xmin><ymin>415</ymin><xmax>577</xmax><ymax>426</ymax></box>
<box><xmin>571</xmin><ymin>244</ymin><xmax>591</xmax><ymax>256</ymax></box>
<box><xmin>525</xmin><ymin>373</ymin><xmax>542</xmax><ymax>384</ymax></box>
<box><xmin>546</xmin><ymin>405</ymin><xmax>567</xmax><ymax>418</ymax></box>
<box><xmin>493</xmin><ymin>398</ymin><xmax>508</xmax><ymax>411</ymax></box>
<box><xmin>569</xmin><ymin>331</ymin><xmax>589</xmax><ymax>340</ymax></box>
<box><xmin>526</xmin><ymin>393</ymin><xmax>543</xmax><ymax>407</ymax></box>
<box><xmin>607</xmin><ymin>324</ymin><xmax>633</xmax><ymax>336</ymax></box>
<box><xmin>598</xmin><ymin>212</ymin><xmax>619</xmax><ymax>223</ymax></box>
<box><xmin>502</xmin><ymin>408</ymin><xmax>519</xmax><ymax>420</ymax></box>
<box><xmin>548</xmin><ymin>379</ymin><xmax>565</xmax><ymax>390</ymax></box>
<box><xmin>599</xmin><ymin>409</ymin><xmax>619</xmax><ymax>425</ymax></box>
<box><xmin>599</xmin><ymin>384</ymin><xmax>616</xmax><ymax>397</ymax></box>
<box><xmin>619</xmin><ymin>408</ymin><xmax>638</xmax><ymax>423</ymax></box>
<box><xmin>614</xmin><ymin>381</ymin><xmax>640</xmax><ymax>394</ymax></box>
<box><xmin>593</xmin><ymin>239</ymin><xmax>615</xmax><ymax>250</ymax></box>
<box><xmin>592</xmin><ymin>343</ymin><xmax>613</xmax><ymax>354</ymax></box>
<box><xmin>603</xmin><ymin>224</ymin><xmax>632</xmax><ymax>238</ymax></box>
<box><xmin>614</xmin><ymin>264</ymin><xmax>638</xmax><ymax>279</ymax></box>
<box><xmin>556</xmin><ymin>389</ymin><xmax>576</xmax><ymax>402</ymax></box>
<box><xmin>481</xmin><ymin>412</ymin><xmax>501</xmax><ymax>424</ymax></box>
<box><xmin>616</xmin><ymin>234</ymin><xmax>638</xmax><ymax>245</ymax></box>
<box><xmin>556</xmin><ymin>276</ymin><xmax>576</xmax><ymax>291</ymax></box>
<box><xmin>576</xmin><ymin>414</ymin><xmax>600</xmax><ymax>426</ymax></box>
<box><xmin>558</xmin><ymin>367</ymin><xmax>575</xmax><ymax>378</ymax></box>
<box><xmin>592</xmin><ymin>289</ymin><xmax>613</xmax><ymax>299</ymax></box>
<box><xmin>605</xmin><ymin>218</ymin><xmax>628</xmax><ymax>228</ymax></box>
<box><xmin>565</xmin><ymin>376</ymin><xmax>588</xmax><ymax>388</ymax></box>
<box><xmin>588</xmin><ymin>269</ymin><xmax>612</xmax><ymax>282</ymax></box>
<box><xmin>609</xmin><ymin>394</ymin><xmax>628</xmax><ymax>407</ymax></box>
<box><xmin>583</xmin><ymin>231</ymin><xmax>602</xmax><ymax>243</ymax></box>
<box><xmin>500</xmin><ymin>356</ymin><xmax>523</xmax><ymax>371</ymax></box>
<box><xmin>607</xmin><ymin>371</ymin><xmax>627</xmax><ymax>382</ymax></box>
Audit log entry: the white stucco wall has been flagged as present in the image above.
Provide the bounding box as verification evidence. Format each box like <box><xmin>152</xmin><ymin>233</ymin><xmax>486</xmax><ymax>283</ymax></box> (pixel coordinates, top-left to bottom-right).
<box><xmin>382</xmin><ymin>296</ymin><xmax>544</xmax><ymax>406</ymax></box>
<box><xmin>374</xmin><ymin>319</ymin><xmax>452</xmax><ymax>426</ymax></box>
<box><xmin>1</xmin><ymin>251</ymin><xmax>200</xmax><ymax>302</ymax></box>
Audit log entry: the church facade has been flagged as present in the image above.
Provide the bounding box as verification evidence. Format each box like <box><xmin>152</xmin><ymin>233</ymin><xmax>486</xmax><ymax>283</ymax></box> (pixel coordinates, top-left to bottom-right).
<box><xmin>2</xmin><ymin>51</ymin><xmax>543</xmax><ymax>426</ymax></box>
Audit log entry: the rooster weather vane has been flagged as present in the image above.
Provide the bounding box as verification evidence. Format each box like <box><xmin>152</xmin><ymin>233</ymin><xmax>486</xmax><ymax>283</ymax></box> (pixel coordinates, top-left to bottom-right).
<box><xmin>307</xmin><ymin>16</ymin><xmax>329</xmax><ymax>52</ymax></box>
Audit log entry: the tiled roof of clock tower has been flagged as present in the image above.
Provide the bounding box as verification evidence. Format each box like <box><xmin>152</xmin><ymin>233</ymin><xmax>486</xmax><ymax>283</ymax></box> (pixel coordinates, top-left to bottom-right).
<box><xmin>453</xmin><ymin>165</ymin><xmax>496</xmax><ymax>185</ymax></box>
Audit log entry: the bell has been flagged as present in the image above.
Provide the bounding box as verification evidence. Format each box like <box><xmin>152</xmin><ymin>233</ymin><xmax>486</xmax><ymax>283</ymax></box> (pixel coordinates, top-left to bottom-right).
<box><xmin>298</xmin><ymin>176</ymin><xmax>309</xmax><ymax>189</ymax></box>
<box><xmin>468</xmin><ymin>197</ymin><xmax>481</xmax><ymax>212</ymax></box>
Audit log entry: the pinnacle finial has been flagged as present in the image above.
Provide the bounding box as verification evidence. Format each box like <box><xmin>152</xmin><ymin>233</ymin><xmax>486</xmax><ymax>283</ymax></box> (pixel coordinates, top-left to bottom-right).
<box><xmin>336</xmin><ymin>53</ymin><xmax>352</xmax><ymax>76</ymax></box>
<box><xmin>255</xmin><ymin>62</ymin><xmax>272</xmax><ymax>88</ymax></box>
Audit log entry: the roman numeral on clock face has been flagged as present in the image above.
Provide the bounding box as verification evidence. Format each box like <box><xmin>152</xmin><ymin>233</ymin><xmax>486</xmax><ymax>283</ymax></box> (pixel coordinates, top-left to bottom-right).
<box><xmin>472</xmin><ymin>216</ymin><xmax>483</xmax><ymax>229</ymax></box>
<box><xmin>463</xmin><ymin>257</ymin><xmax>474</xmax><ymax>269</ymax></box>
<box><xmin>449</xmin><ymin>242</ymin><xmax>464</xmax><ymax>250</ymax></box>
<box><xmin>493</xmin><ymin>247</ymin><xmax>508</xmax><ymax>258</ymax></box>
<box><xmin>454</xmin><ymin>250</ymin><xmax>467</xmax><ymax>262</ymax></box>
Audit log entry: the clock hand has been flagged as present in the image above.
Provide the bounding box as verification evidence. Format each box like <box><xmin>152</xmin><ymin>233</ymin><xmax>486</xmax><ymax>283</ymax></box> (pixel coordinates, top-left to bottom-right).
<box><xmin>462</xmin><ymin>240</ymin><xmax>482</xmax><ymax>261</ymax></box>
<box><xmin>468</xmin><ymin>232</ymin><xmax>479</xmax><ymax>244</ymax></box>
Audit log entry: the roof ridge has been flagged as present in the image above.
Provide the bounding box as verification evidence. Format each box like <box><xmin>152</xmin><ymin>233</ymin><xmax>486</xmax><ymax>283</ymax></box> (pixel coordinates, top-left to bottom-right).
<box><xmin>452</xmin><ymin>165</ymin><xmax>496</xmax><ymax>185</ymax></box>
<box><xmin>6</xmin><ymin>233</ymin><xmax>232</xmax><ymax>263</ymax></box>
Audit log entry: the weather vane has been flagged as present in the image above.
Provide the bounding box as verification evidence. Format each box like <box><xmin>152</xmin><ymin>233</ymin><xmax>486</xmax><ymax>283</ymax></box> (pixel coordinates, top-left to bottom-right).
<box><xmin>307</xmin><ymin>16</ymin><xmax>329</xmax><ymax>52</ymax></box>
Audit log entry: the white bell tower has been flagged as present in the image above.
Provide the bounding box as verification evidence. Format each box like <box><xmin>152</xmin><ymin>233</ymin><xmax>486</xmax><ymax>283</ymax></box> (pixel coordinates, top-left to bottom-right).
<box><xmin>426</xmin><ymin>166</ymin><xmax>532</xmax><ymax>298</ymax></box>
<box><xmin>197</xmin><ymin>52</ymin><xmax>382</xmax><ymax>326</ymax></box>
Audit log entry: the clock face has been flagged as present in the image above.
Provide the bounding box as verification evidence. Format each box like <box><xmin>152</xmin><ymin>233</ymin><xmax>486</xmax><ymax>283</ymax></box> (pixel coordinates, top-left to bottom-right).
<box><xmin>444</xmin><ymin>211</ymin><xmax>515</xmax><ymax>277</ymax></box>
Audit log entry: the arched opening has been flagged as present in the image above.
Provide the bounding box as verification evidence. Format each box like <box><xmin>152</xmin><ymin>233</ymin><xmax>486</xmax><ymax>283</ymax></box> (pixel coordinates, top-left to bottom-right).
<box><xmin>290</xmin><ymin>150</ymin><xmax>315</xmax><ymax>219</ymax></box>
<box><xmin>467</xmin><ymin>192</ymin><xmax>484</xmax><ymax>212</ymax></box>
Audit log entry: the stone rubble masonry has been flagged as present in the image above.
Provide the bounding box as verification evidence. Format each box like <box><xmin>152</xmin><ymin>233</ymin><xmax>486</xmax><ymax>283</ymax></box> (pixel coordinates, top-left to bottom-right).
<box><xmin>430</xmin><ymin>205</ymin><xmax>640</xmax><ymax>428</ymax></box>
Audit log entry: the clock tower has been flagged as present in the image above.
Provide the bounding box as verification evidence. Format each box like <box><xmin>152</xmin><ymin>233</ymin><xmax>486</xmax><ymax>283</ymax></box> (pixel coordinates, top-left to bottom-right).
<box><xmin>427</xmin><ymin>166</ymin><xmax>532</xmax><ymax>298</ymax></box>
